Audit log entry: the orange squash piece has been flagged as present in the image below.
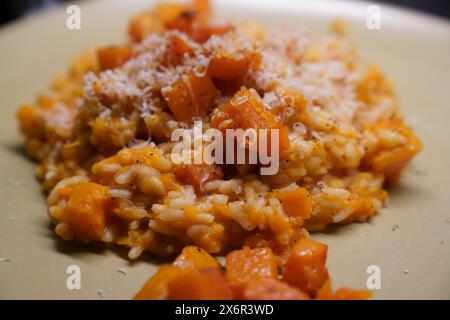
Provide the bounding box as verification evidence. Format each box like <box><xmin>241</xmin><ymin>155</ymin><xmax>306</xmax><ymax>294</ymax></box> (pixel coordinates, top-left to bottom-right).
<box><xmin>61</xmin><ymin>183</ymin><xmax>111</xmax><ymax>241</ymax></box>
<box><xmin>165</xmin><ymin>33</ymin><xmax>195</xmax><ymax>66</ymax></box>
<box><xmin>225</xmin><ymin>247</ymin><xmax>278</xmax><ymax>298</ymax></box>
<box><xmin>167</xmin><ymin>268</ymin><xmax>234</xmax><ymax>300</ymax></box>
<box><xmin>128</xmin><ymin>12</ymin><xmax>164</xmax><ymax>42</ymax></box>
<box><xmin>194</xmin><ymin>24</ymin><xmax>235</xmax><ymax>44</ymax></box>
<box><xmin>192</xmin><ymin>0</ymin><xmax>210</xmax><ymax>14</ymax></box>
<box><xmin>164</xmin><ymin>1</ymin><xmax>211</xmax><ymax>41</ymax></box>
<box><xmin>176</xmin><ymin>164</ymin><xmax>223</xmax><ymax>192</ymax></box>
<box><xmin>128</xmin><ymin>2</ymin><xmax>188</xmax><ymax>42</ymax></box>
<box><xmin>134</xmin><ymin>265</ymin><xmax>189</xmax><ymax>300</ymax></box>
<box><xmin>319</xmin><ymin>288</ymin><xmax>372</xmax><ymax>300</ymax></box>
<box><xmin>97</xmin><ymin>46</ymin><xmax>132</xmax><ymax>71</ymax></box>
<box><xmin>162</xmin><ymin>72</ymin><xmax>219</xmax><ymax>123</ymax></box>
<box><xmin>208</xmin><ymin>52</ymin><xmax>260</xmax><ymax>92</ymax></box>
<box><xmin>272</xmin><ymin>188</ymin><xmax>312</xmax><ymax>219</ymax></box>
<box><xmin>167</xmin><ymin>0</ymin><xmax>230</xmax><ymax>42</ymax></box>
<box><xmin>173</xmin><ymin>245</ymin><xmax>220</xmax><ymax>270</ymax></box>
<box><xmin>165</xmin><ymin>10</ymin><xmax>200</xmax><ymax>38</ymax></box>
<box><xmin>282</xmin><ymin>238</ymin><xmax>329</xmax><ymax>296</ymax></box>
<box><xmin>211</xmin><ymin>88</ymin><xmax>290</xmax><ymax>156</ymax></box>
<box><xmin>242</xmin><ymin>276</ymin><xmax>310</xmax><ymax>300</ymax></box>
<box><xmin>316</xmin><ymin>280</ymin><xmax>372</xmax><ymax>300</ymax></box>
<box><xmin>157</xmin><ymin>3</ymin><xmax>186</xmax><ymax>25</ymax></box>
<box><xmin>128</xmin><ymin>1</ymin><xmax>226</xmax><ymax>44</ymax></box>
<box><xmin>208</xmin><ymin>53</ymin><xmax>258</xmax><ymax>82</ymax></box>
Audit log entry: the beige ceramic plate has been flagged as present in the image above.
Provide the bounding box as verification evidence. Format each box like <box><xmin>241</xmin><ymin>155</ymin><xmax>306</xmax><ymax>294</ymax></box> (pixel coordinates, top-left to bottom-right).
<box><xmin>0</xmin><ymin>0</ymin><xmax>449</xmax><ymax>300</ymax></box>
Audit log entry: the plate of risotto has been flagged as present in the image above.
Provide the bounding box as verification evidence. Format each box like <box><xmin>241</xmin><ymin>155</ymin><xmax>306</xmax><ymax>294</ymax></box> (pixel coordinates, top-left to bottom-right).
<box><xmin>1</xmin><ymin>0</ymin><xmax>449</xmax><ymax>300</ymax></box>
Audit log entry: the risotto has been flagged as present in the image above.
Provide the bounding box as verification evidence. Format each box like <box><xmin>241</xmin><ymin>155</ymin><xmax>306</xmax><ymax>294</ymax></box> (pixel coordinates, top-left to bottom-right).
<box><xmin>17</xmin><ymin>0</ymin><xmax>421</xmax><ymax>298</ymax></box>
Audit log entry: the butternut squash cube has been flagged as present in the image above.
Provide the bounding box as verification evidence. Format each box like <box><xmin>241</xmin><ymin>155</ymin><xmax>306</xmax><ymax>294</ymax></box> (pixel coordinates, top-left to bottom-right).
<box><xmin>162</xmin><ymin>72</ymin><xmax>219</xmax><ymax>123</ymax></box>
<box><xmin>134</xmin><ymin>265</ymin><xmax>189</xmax><ymax>300</ymax></box>
<box><xmin>282</xmin><ymin>238</ymin><xmax>329</xmax><ymax>296</ymax></box>
<box><xmin>61</xmin><ymin>183</ymin><xmax>111</xmax><ymax>242</ymax></box>
<box><xmin>225</xmin><ymin>247</ymin><xmax>278</xmax><ymax>298</ymax></box>
<box><xmin>167</xmin><ymin>268</ymin><xmax>234</xmax><ymax>300</ymax></box>
<box><xmin>173</xmin><ymin>245</ymin><xmax>220</xmax><ymax>270</ymax></box>
<box><xmin>243</xmin><ymin>276</ymin><xmax>310</xmax><ymax>300</ymax></box>
<box><xmin>272</xmin><ymin>188</ymin><xmax>312</xmax><ymax>219</ymax></box>
<box><xmin>97</xmin><ymin>46</ymin><xmax>132</xmax><ymax>71</ymax></box>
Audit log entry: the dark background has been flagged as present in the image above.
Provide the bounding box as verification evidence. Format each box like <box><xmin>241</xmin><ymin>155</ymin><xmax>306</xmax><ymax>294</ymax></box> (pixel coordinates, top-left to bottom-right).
<box><xmin>0</xmin><ymin>0</ymin><xmax>449</xmax><ymax>26</ymax></box>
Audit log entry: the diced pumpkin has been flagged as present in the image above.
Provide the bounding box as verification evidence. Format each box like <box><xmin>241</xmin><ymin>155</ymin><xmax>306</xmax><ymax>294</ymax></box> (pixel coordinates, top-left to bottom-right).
<box><xmin>165</xmin><ymin>33</ymin><xmax>195</xmax><ymax>66</ymax></box>
<box><xmin>61</xmin><ymin>183</ymin><xmax>111</xmax><ymax>241</ymax></box>
<box><xmin>97</xmin><ymin>46</ymin><xmax>132</xmax><ymax>71</ymax></box>
<box><xmin>165</xmin><ymin>10</ymin><xmax>199</xmax><ymax>36</ymax></box>
<box><xmin>316</xmin><ymin>280</ymin><xmax>372</xmax><ymax>300</ymax></box>
<box><xmin>162</xmin><ymin>72</ymin><xmax>219</xmax><ymax>123</ymax></box>
<box><xmin>208</xmin><ymin>52</ymin><xmax>259</xmax><ymax>81</ymax></box>
<box><xmin>321</xmin><ymin>288</ymin><xmax>372</xmax><ymax>300</ymax></box>
<box><xmin>134</xmin><ymin>265</ymin><xmax>189</xmax><ymax>300</ymax></box>
<box><xmin>156</xmin><ymin>3</ymin><xmax>186</xmax><ymax>25</ymax></box>
<box><xmin>208</xmin><ymin>52</ymin><xmax>260</xmax><ymax>92</ymax></box>
<box><xmin>163</xmin><ymin>1</ymin><xmax>234</xmax><ymax>42</ymax></box>
<box><xmin>176</xmin><ymin>164</ymin><xmax>223</xmax><ymax>192</ymax></box>
<box><xmin>128</xmin><ymin>12</ymin><xmax>164</xmax><ymax>42</ymax></box>
<box><xmin>272</xmin><ymin>188</ymin><xmax>312</xmax><ymax>218</ymax></box>
<box><xmin>225</xmin><ymin>247</ymin><xmax>278</xmax><ymax>298</ymax></box>
<box><xmin>167</xmin><ymin>268</ymin><xmax>234</xmax><ymax>300</ymax></box>
<box><xmin>164</xmin><ymin>2</ymin><xmax>210</xmax><ymax>39</ymax></box>
<box><xmin>173</xmin><ymin>245</ymin><xmax>220</xmax><ymax>270</ymax></box>
<box><xmin>211</xmin><ymin>88</ymin><xmax>290</xmax><ymax>156</ymax></box>
<box><xmin>193</xmin><ymin>24</ymin><xmax>235</xmax><ymax>43</ymax></box>
<box><xmin>314</xmin><ymin>278</ymin><xmax>333</xmax><ymax>300</ymax></box>
<box><xmin>242</xmin><ymin>276</ymin><xmax>310</xmax><ymax>300</ymax></box>
<box><xmin>129</xmin><ymin>2</ymin><xmax>197</xmax><ymax>40</ymax></box>
<box><xmin>129</xmin><ymin>1</ymin><xmax>224</xmax><ymax>43</ymax></box>
<box><xmin>192</xmin><ymin>0</ymin><xmax>210</xmax><ymax>14</ymax></box>
<box><xmin>282</xmin><ymin>238</ymin><xmax>329</xmax><ymax>296</ymax></box>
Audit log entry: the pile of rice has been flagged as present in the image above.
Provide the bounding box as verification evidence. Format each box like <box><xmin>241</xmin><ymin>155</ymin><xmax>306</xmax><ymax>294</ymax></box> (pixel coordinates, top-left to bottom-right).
<box><xmin>17</xmin><ymin>1</ymin><xmax>421</xmax><ymax>258</ymax></box>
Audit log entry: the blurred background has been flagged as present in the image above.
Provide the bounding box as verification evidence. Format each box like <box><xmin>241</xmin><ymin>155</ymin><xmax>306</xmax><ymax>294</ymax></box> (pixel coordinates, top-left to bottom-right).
<box><xmin>0</xmin><ymin>0</ymin><xmax>449</xmax><ymax>26</ymax></box>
